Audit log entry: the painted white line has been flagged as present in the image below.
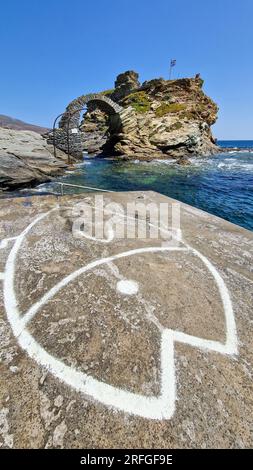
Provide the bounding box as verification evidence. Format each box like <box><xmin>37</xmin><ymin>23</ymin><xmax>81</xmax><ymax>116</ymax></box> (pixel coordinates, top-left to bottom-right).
<box><xmin>16</xmin><ymin>327</ymin><xmax>175</xmax><ymax>420</ymax></box>
<box><xmin>20</xmin><ymin>246</ymin><xmax>187</xmax><ymax>330</ymax></box>
<box><xmin>0</xmin><ymin>237</ymin><xmax>18</xmax><ymax>249</ymax></box>
<box><xmin>3</xmin><ymin>214</ymin><xmax>177</xmax><ymax>419</ymax></box>
<box><xmin>74</xmin><ymin>223</ymin><xmax>115</xmax><ymax>243</ymax></box>
<box><xmin>2</xmin><ymin>206</ymin><xmax>238</xmax><ymax>420</ymax></box>
<box><xmin>4</xmin><ymin>209</ymin><xmax>58</xmax><ymax>331</ymax></box>
<box><xmin>184</xmin><ymin>244</ymin><xmax>238</xmax><ymax>355</ymax></box>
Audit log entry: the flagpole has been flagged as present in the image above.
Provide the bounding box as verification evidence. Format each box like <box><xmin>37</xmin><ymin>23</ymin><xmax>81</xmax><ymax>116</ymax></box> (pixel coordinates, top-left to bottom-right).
<box><xmin>169</xmin><ymin>59</ymin><xmax>176</xmax><ymax>80</ymax></box>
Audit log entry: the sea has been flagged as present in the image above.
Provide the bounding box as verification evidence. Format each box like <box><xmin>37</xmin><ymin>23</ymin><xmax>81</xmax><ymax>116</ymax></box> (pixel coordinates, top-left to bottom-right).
<box><xmin>15</xmin><ymin>140</ymin><xmax>253</xmax><ymax>231</ymax></box>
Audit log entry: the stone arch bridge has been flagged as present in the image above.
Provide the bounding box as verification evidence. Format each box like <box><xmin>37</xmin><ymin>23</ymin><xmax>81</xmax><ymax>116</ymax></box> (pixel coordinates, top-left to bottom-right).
<box><xmin>49</xmin><ymin>94</ymin><xmax>136</xmax><ymax>159</ymax></box>
<box><xmin>59</xmin><ymin>94</ymin><xmax>123</xmax><ymax>129</ymax></box>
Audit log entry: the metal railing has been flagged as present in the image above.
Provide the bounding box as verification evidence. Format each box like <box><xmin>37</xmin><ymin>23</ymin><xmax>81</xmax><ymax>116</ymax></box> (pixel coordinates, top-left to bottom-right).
<box><xmin>56</xmin><ymin>182</ymin><xmax>113</xmax><ymax>196</ymax></box>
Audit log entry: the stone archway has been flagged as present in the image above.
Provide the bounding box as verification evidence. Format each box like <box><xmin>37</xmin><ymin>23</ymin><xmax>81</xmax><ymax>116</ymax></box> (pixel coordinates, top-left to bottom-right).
<box><xmin>50</xmin><ymin>94</ymin><xmax>134</xmax><ymax>160</ymax></box>
<box><xmin>48</xmin><ymin>90</ymin><xmax>138</xmax><ymax>161</ymax></box>
<box><xmin>59</xmin><ymin>94</ymin><xmax>123</xmax><ymax>131</ymax></box>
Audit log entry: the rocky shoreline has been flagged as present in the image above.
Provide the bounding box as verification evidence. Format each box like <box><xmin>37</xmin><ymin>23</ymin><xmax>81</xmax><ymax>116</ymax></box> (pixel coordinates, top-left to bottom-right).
<box><xmin>1</xmin><ymin>71</ymin><xmax>250</xmax><ymax>192</ymax></box>
<box><xmin>0</xmin><ymin>128</ymin><xmax>68</xmax><ymax>191</ymax></box>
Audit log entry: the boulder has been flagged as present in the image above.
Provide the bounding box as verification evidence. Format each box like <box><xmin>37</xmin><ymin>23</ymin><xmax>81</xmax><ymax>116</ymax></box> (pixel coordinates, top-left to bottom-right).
<box><xmin>0</xmin><ymin>128</ymin><xmax>68</xmax><ymax>190</ymax></box>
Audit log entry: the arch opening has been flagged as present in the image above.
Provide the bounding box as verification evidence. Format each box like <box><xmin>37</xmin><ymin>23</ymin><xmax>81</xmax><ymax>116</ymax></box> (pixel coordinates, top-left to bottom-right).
<box><xmin>50</xmin><ymin>95</ymin><xmax>124</xmax><ymax>162</ymax></box>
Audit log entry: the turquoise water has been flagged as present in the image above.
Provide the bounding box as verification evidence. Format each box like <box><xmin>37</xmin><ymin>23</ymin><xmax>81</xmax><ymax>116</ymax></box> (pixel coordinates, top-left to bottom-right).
<box><xmin>26</xmin><ymin>141</ymin><xmax>253</xmax><ymax>231</ymax></box>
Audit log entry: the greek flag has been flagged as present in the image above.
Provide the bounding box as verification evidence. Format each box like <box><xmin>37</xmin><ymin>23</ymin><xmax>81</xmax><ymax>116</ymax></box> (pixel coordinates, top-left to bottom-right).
<box><xmin>170</xmin><ymin>59</ymin><xmax>176</xmax><ymax>67</ymax></box>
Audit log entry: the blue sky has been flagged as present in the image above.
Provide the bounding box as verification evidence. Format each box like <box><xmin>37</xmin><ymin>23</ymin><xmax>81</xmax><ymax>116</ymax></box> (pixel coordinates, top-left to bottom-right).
<box><xmin>0</xmin><ymin>0</ymin><xmax>252</xmax><ymax>139</ymax></box>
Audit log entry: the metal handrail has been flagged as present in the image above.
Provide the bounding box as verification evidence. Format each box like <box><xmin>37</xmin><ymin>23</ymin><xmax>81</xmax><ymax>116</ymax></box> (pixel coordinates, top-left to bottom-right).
<box><xmin>56</xmin><ymin>182</ymin><xmax>113</xmax><ymax>195</ymax></box>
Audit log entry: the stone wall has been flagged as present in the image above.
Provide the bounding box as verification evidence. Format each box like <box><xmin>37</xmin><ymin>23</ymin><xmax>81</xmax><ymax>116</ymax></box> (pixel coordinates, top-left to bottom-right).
<box><xmin>46</xmin><ymin>129</ymin><xmax>83</xmax><ymax>159</ymax></box>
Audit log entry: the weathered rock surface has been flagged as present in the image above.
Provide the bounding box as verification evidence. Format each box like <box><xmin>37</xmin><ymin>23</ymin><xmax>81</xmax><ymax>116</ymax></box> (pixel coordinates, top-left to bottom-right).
<box><xmin>111</xmin><ymin>70</ymin><xmax>140</xmax><ymax>102</ymax></box>
<box><xmin>0</xmin><ymin>128</ymin><xmax>68</xmax><ymax>190</ymax></box>
<box><xmin>79</xmin><ymin>109</ymin><xmax>109</xmax><ymax>154</ymax></box>
<box><xmin>0</xmin><ymin>191</ymin><xmax>252</xmax><ymax>448</ymax></box>
<box><xmin>55</xmin><ymin>71</ymin><xmax>219</xmax><ymax>161</ymax></box>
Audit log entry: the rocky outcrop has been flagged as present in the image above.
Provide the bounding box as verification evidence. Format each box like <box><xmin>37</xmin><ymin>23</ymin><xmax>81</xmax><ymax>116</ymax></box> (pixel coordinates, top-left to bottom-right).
<box><xmin>111</xmin><ymin>74</ymin><xmax>218</xmax><ymax>160</ymax></box>
<box><xmin>111</xmin><ymin>70</ymin><xmax>140</xmax><ymax>102</ymax></box>
<box><xmin>56</xmin><ymin>71</ymin><xmax>219</xmax><ymax>161</ymax></box>
<box><xmin>0</xmin><ymin>128</ymin><xmax>68</xmax><ymax>191</ymax></box>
